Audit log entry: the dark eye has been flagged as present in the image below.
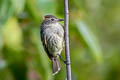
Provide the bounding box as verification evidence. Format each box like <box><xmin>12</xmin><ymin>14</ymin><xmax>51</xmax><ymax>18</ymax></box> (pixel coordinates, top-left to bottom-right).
<box><xmin>51</xmin><ymin>18</ymin><xmax>54</xmax><ymax>21</ymax></box>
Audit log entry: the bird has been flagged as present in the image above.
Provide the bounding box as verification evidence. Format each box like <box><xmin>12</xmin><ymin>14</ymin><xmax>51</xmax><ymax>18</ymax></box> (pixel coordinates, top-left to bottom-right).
<box><xmin>40</xmin><ymin>15</ymin><xmax>64</xmax><ymax>75</ymax></box>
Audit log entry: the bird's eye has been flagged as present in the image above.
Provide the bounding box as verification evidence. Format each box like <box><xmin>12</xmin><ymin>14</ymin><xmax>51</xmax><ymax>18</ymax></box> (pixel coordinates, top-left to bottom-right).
<box><xmin>51</xmin><ymin>18</ymin><xmax>54</xmax><ymax>21</ymax></box>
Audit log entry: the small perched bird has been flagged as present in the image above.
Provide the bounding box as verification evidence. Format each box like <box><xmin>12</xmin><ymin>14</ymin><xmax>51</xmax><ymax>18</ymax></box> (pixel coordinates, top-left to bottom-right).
<box><xmin>40</xmin><ymin>15</ymin><xmax>64</xmax><ymax>75</ymax></box>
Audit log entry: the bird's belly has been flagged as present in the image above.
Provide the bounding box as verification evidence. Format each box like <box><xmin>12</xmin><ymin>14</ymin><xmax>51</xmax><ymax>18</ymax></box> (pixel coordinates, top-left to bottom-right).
<box><xmin>47</xmin><ymin>34</ymin><xmax>63</xmax><ymax>56</ymax></box>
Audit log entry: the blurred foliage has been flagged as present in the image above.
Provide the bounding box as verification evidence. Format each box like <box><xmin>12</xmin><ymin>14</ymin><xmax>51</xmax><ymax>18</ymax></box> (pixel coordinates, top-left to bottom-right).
<box><xmin>0</xmin><ymin>0</ymin><xmax>120</xmax><ymax>80</ymax></box>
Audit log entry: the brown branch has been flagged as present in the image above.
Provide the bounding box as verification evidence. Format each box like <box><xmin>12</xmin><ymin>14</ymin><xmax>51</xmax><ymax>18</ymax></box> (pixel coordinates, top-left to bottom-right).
<box><xmin>64</xmin><ymin>0</ymin><xmax>71</xmax><ymax>80</ymax></box>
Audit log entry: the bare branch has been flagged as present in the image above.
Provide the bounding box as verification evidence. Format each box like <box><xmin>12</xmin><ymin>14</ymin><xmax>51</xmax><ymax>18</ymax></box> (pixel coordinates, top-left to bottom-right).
<box><xmin>64</xmin><ymin>0</ymin><xmax>71</xmax><ymax>80</ymax></box>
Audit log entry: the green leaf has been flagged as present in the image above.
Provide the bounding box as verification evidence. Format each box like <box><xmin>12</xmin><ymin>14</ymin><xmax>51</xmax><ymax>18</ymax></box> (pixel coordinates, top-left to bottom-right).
<box><xmin>0</xmin><ymin>0</ymin><xmax>25</xmax><ymax>27</ymax></box>
<box><xmin>37</xmin><ymin>0</ymin><xmax>56</xmax><ymax>15</ymax></box>
<box><xmin>0</xmin><ymin>0</ymin><xmax>14</xmax><ymax>26</ymax></box>
<box><xmin>11</xmin><ymin>0</ymin><xmax>25</xmax><ymax>14</ymax></box>
<box><xmin>0</xmin><ymin>30</ymin><xmax>3</xmax><ymax>50</ymax></box>
<box><xmin>26</xmin><ymin>0</ymin><xmax>57</xmax><ymax>24</ymax></box>
<box><xmin>2</xmin><ymin>17</ymin><xmax>23</xmax><ymax>51</ymax></box>
<box><xmin>26</xmin><ymin>0</ymin><xmax>41</xmax><ymax>24</ymax></box>
<box><xmin>76</xmin><ymin>21</ymin><xmax>103</xmax><ymax>64</ymax></box>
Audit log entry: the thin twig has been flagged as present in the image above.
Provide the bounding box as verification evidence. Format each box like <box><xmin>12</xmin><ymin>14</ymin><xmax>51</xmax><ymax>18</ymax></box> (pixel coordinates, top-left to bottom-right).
<box><xmin>64</xmin><ymin>0</ymin><xmax>71</xmax><ymax>80</ymax></box>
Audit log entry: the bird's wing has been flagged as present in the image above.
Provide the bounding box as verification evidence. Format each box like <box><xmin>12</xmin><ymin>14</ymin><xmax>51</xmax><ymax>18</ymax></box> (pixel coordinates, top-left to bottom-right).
<box><xmin>40</xmin><ymin>29</ymin><xmax>53</xmax><ymax>59</ymax></box>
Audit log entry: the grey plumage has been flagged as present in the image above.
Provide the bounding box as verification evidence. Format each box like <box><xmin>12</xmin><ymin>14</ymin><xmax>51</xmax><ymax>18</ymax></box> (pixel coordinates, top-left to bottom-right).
<box><xmin>40</xmin><ymin>15</ymin><xmax>64</xmax><ymax>75</ymax></box>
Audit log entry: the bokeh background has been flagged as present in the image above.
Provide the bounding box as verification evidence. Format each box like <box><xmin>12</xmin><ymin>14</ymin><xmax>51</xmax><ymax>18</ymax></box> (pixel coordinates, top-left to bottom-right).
<box><xmin>0</xmin><ymin>0</ymin><xmax>120</xmax><ymax>80</ymax></box>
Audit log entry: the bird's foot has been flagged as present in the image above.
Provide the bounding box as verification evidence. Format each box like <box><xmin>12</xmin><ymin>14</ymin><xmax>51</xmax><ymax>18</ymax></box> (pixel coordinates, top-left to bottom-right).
<box><xmin>63</xmin><ymin>60</ymin><xmax>71</xmax><ymax>65</ymax></box>
<box><xmin>57</xmin><ymin>54</ymin><xmax>71</xmax><ymax>65</ymax></box>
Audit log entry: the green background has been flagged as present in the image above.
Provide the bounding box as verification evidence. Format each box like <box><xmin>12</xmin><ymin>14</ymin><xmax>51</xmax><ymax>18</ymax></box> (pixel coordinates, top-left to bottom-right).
<box><xmin>0</xmin><ymin>0</ymin><xmax>120</xmax><ymax>80</ymax></box>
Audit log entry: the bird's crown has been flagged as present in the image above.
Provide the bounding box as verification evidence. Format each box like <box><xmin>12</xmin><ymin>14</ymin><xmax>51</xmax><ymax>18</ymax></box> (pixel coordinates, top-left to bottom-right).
<box><xmin>44</xmin><ymin>15</ymin><xmax>57</xmax><ymax>19</ymax></box>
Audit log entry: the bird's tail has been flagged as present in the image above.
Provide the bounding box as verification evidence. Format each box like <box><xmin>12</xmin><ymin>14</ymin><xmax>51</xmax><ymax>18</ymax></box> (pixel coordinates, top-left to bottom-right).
<box><xmin>52</xmin><ymin>57</ymin><xmax>61</xmax><ymax>75</ymax></box>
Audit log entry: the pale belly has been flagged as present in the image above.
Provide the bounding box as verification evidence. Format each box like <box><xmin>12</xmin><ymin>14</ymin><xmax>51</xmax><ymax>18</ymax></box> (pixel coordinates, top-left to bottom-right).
<box><xmin>47</xmin><ymin>34</ymin><xmax>63</xmax><ymax>56</ymax></box>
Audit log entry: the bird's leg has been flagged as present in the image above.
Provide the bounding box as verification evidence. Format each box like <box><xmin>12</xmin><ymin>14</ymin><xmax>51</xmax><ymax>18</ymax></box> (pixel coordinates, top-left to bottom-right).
<box><xmin>57</xmin><ymin>54</ymin><xmax>67</xmax><ymax>64</ymax></box>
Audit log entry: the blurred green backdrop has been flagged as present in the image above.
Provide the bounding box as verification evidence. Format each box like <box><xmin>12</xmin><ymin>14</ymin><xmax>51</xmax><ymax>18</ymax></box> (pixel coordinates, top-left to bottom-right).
<box><xmin>0</xmin><ymin>0</ymin><xmax>120</xmax><ymax>80</ymax></box>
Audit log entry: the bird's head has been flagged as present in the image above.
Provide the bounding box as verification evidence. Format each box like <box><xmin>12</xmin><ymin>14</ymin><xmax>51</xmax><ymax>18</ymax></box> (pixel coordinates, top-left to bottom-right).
<box><xmin>43</xmin><ymin>15</ymin><xmax>64</xmax><ymax>24</ymax></box>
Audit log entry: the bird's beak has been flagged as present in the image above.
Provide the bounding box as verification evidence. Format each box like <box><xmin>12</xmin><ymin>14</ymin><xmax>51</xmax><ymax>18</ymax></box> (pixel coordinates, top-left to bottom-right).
<box><xmin>58</xmin><ymin>19</ymin><xmax>64</xmax><ymax>22</ymax></box>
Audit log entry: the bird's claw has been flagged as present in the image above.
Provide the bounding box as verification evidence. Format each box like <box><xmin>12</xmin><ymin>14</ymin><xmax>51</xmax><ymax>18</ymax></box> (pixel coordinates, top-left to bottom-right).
<box><xmin>57</xmin><ymin>54</ymin><xmax>71</xmax><ymax>65</ymax></box>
